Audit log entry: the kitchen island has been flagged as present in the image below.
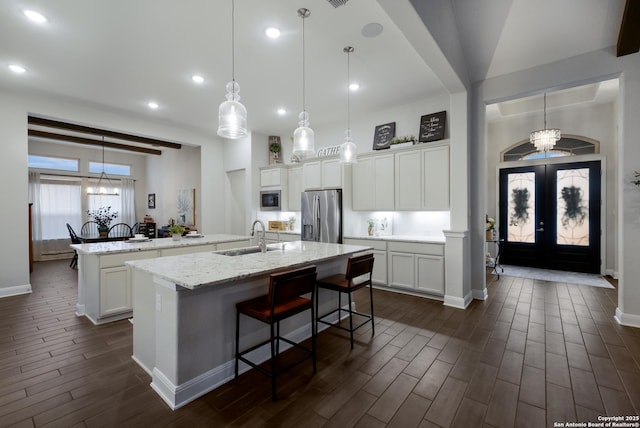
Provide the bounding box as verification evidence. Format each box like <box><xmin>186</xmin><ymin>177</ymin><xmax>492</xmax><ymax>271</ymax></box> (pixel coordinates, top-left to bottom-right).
<box><xmin>71</xmin><ymin>234</ymin><xmax>251</xmax><ymax>324</ymax></box>
<box><xmin>126</xmin><ymin>240</ymin><xmax>372</xmax><ymax>409</ymax></box>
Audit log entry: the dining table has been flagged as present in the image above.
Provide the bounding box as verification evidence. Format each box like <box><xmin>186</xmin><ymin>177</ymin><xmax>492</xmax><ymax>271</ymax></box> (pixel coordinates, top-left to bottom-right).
<box><xmin>79</xmin><ymin>234</ymin><xmax>131</xmax><ymax>243</ymax></box>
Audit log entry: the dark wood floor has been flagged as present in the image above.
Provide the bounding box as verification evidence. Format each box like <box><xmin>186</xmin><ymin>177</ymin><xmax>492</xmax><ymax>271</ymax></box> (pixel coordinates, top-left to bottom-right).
<box><xmin>1</xmin><ymin>260</ymin><xmax>638</xmax><ymax>427</ymax></box>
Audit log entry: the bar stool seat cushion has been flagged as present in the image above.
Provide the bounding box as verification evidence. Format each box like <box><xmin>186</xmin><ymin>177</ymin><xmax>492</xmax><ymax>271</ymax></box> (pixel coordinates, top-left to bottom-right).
<box><xmin>236</xmin><ymin>295</ymin><xmax>312</xmax><ymax>323</ymax></box>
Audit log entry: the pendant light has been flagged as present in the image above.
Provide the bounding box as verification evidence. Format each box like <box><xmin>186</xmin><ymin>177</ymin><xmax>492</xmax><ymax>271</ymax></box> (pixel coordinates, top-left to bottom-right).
<box><xmin>292</xmin><ymin>8</ymin><xmax>315</xmax><ymax>158</ymax></box>
<box><xmin>217</xmin><ymin>0</ymin><xmax>248</xmax><ymax>139</ymax></box>
<box><xmin>530</xmin><ymin>92</ymin><xmax>560</xmax><ymax>153</ymax></box>
<box><xmin>87</xmin><ymin>137</ymin><xmax>119</xmax><ymax>196</ymax></box>
<box><xmin>339</xmin><ymin>46</ymin><xmax>357</xmax><ymax>164</ymax></box>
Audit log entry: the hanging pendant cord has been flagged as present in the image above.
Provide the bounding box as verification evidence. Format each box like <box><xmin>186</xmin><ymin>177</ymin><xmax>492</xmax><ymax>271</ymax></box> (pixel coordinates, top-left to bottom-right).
<box><xmin>543</xmin><ymin>93</ymin><xmax>547</xmax><ymax>129</ymax></box>
<box><xmin>232</xmin><ymin>0</ymin><xmax>236</xmax><ymax>89</ymax></box>
<box><xmin>302</xmin><ymin>12</ymin><xmax>306</xmax><ymax>113</ymax></box>
<box><xmin>347</xmin><ymin>49</ymin><xmax>350</xmax><ymax>129</ymax></box>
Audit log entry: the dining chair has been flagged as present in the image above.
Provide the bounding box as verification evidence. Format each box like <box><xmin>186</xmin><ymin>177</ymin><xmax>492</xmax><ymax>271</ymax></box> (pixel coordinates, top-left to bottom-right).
<box><xmin>107</xmin><ymin>223</ymin><xmax>133</xmax><ymax>240</ymax></box>
<box><xmin>315</xmin><ymin>253</ymin><xmax>375</xmax><ymax>349</ymax></box>
<box><xmin>66</xmin><ymin>223</ymin><xmax>82</xmax><ymax>269</ymax></box>
<box><xmin>235</xmin><ymin>265</ymin><xmax>317</xmax><ymax>401</ymax></box>
<box><xmin>81</xmin><ymin>221</ymin><xmax>99</xmax><ymax>236</ymax></box>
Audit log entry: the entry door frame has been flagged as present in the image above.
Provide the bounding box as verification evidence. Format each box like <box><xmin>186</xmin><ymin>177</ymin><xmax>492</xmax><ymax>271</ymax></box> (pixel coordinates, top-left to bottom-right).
<box><xmin>494</xmin><ymin>154</ymin><xmax>607</xmax><ymax>275</ymax></box>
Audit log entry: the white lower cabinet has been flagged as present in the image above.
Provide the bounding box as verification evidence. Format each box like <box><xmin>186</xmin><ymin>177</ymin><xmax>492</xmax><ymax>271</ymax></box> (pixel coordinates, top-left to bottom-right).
<box><xmin>100</xmin><ymin>266</ymin><xmax>132</xmax><ymax>317</ymax></box>
<box><xmin>344</xmin><ymin>238</ymin><xmax>387</xmax><ymax>286</ymax></box>
<box><xmin>387</xmin><ymin>241</ymin><xmax>445</xmax><ymax>296</ymax></box>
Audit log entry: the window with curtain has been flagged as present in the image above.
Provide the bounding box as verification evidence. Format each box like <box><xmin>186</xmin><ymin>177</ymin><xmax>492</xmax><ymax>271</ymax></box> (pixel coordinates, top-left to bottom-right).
<box><xmin>40</xmin><ymin>178</ymin><xmax>83</xmax><ymax>239</ymax></box>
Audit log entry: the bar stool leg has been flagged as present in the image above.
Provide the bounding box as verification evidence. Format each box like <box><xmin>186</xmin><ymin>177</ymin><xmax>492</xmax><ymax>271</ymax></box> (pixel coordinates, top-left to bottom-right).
<box><xmin>369</xmin><ymin>284</ymin><xmax>375</xmax><ymax>337</ymax></box>
<box><xmin>270</xmin><ymin>321</ymin><xmax>277</xmax><ymax>401</ymax></box>
<box><xmin>235</xmin><ymin>309</ymin><xmax>240</xmax><ymax>378</ymax></box>
<box><xmin>311</xmin><ymin>299</ymin><xmax>316</xmax><ymax>373</ymax></box>
<box><xmin>348</xmin><ymin>291</ymin><xmax>354</xmax><ymax>349</ymax></box>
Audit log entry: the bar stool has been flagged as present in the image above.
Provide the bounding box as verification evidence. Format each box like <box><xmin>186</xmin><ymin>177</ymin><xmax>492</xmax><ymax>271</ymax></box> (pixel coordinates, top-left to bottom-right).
<box><xmin>315</xmin><ymin>253</ymin><xmax>375</xmax><ymax>349</ymax></box>
<box><xmin>235</xmin><ymin>265</ymin><xmax>317</xmax><ymax>401</ymax></box>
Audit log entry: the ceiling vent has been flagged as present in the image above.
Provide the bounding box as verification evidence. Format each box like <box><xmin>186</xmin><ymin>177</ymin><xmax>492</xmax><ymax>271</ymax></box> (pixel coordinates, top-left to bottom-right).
<box><xmin>327</xmin><ymin>0</ymin><xmax>348</xmax><ymax>7</ymax></box>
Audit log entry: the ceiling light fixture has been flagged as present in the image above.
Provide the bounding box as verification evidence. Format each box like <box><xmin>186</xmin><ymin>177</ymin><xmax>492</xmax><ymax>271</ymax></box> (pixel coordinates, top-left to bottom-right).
<box><xmin>530</xmin><ymin>93</ymin><xmax>560</xmax><ymax>153</ymax></box>
<box><xmin>191</xmin><ymin>75</ymin><xmax>204</xmax><ymax>84</ymax></box>
<box><xmin>277</xmin><ymin>108</ymin><xmax>286</xmax><ymax>115</ymax></box>
<box><xmin>87</xmin><ymin>137</ymin><xmax>119</xmax><ymax>196</ymax></box>
<box><xmin>23</xmin><ymin>10</ymin><xmax>47</xmax><ymax>23</ymax></box>
<box><xmin>292</xmin><ymin>8</ymin><xmax>315</xmax><ymax>159</ymax></box>
<box><xmin>217</xmin><ymin>0</ymin><xmax>248</xmax><ymax>139</ymax></box>
<box><xmin>265</xmin><ymin>27</ymin><xmax>281</xmax><ymax>39</ymax></box>
<box><xmin>147</xmin><ymin>101</ymin><xmax>159</xmax><ymax>109</ymax></box>
<box><xmin>9</xmin><ymin>64</ymin><xmax>26</xmax><ymax>74</ymax></box>
<box><xmin>349</xmin><ymin>83</ymin><xmax>360</xmax><ymax>91</ymax></box>
<box><xmin>339</xmin><ymin>46</ymin><xmax>357</xmax><ymax>164</ymax></box>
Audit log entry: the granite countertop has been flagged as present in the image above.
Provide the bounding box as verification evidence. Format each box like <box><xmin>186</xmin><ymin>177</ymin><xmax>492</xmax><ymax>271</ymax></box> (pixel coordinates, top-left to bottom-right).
<box><xmin>70</xmin><ymin>234</ymin><xmax>250</xmax><ymax>255</ymax></box>
<box><xmin>344</xmin><ymin>235</ymin><xmax>446</xmax><ymax>244</ymax></box>
<box><xmin>126</xmin><ymin>240</ymin><xmax>372</xmax><ymax>290</ymax></box>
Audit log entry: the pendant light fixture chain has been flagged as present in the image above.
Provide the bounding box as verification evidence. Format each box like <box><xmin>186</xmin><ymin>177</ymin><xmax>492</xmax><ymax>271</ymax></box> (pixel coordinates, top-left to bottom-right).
<box><xmin>298</xmin><ymin>8</ymin><xmax>310</xmax><ymax>113</ymax></box>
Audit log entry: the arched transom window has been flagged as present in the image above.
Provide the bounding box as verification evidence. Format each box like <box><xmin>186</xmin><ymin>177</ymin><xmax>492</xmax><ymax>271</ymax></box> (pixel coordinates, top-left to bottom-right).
<box><xmin>501</xmin><ymin>135</ymin><xmax>599</xmax><ymax>162</ymax></box>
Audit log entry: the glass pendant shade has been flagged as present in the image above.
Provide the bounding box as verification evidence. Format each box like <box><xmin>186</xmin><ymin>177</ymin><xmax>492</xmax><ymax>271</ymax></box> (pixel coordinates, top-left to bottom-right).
<box><xmin>293</xmin><ymin>111</ymin><xmax>315</xmax><ymax>158</ymax></box>
<box><xmin>340</xmin><ymin>129</ymin><xmax>357</xmax><ymax>164</ymax></box>
<box><xmin>217</xmin><ymin>81</ymin><xmax>248</xmax><ymax>139</ymax></box>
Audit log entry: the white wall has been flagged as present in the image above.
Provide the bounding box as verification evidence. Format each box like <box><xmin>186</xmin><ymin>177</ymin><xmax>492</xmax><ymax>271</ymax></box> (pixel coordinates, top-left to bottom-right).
<box><xmin>487</xmin><ymin>101</ymin><xmax>618</xmax><ymax>275</ymax></box>
<box><xmin>0</xmin><ymin>87</ymin><xmax>222</xmax><ymax>296</ymax></box>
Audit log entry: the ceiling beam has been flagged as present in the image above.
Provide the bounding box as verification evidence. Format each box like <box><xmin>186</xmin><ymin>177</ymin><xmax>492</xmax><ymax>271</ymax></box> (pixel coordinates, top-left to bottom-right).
<box><xmin>617</xmin><ymin>0</ymin><xmax>640</xmax><ymax>57</ymax></box>
<box><xmin>28</xmin><ymin>116</ymin><xmax>182</xmax><ymax>149</ymax></box>
<box><xmin>28</xmin><ymin>130</ymin><xmax>162</xmax><ymax>155</ymax></box>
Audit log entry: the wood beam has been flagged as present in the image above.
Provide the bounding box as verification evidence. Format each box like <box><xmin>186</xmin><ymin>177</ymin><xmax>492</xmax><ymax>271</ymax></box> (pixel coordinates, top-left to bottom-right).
<box><xmin>617</xmin><ymin>0</ymin><xmax>640</xmax><ymax>57</ymax></box>
<box><xmin>28</xmin><ymin>130</ymin><xmax>162</xmax><ymax>155</ymax></box>
<box><xmin>28</xmin><ymin>116</ymin><xmax>182</xmax><ymax>149</ymax></box>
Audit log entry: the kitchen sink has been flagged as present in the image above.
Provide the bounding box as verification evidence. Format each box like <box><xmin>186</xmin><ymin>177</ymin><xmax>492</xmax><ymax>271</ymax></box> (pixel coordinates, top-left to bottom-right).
<box><xmin>216</xmin><ymin>246</ymin><xmax>277</xmax><ymax>256</ymax></box>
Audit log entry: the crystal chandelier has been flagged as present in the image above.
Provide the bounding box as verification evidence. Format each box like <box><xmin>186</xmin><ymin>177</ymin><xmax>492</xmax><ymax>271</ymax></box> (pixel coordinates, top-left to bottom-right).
<box><xmin>339</xmin><ymin>46</ymin><xmax>357</xmax><ymax>164</ymax></box>
<box><xmin>292</xmin><ymin>8</ymin><xmax>315</xmax><ymax>158</ymax></box>
<box><xmin>217</xmin><ymin>0</ymin><xmax>248</xmax><ymax>139</ymax></box>
<box><xmin>530</xmin><ymin>93</ymin><xmax>560</xmax><ymax>153</ymax></box>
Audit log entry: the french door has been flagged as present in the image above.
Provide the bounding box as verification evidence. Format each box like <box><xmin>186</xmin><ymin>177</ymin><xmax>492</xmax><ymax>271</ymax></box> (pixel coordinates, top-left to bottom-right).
<box><xmin>498</xmin><ymin>161</ymin><xmax>601</xmax><ymax>274</ymax></box>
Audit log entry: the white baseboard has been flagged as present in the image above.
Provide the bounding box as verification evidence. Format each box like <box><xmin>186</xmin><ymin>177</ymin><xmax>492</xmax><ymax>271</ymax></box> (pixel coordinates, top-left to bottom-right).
<box><xmin>0</xmin><ymin>284</ymin><xmax>32</xmax><ymax>298</ymax></box>
<box><xmin>472</xmin><ymin>288</ymin><xmax>488</xmax><ymax>300</ymax></box>
<box><xmin>75</xmin><ymin>303</ymin><xmax>86</xmax><ymax>316</ymax></box>
<box><xmin>614</xmin><ymin>307</ymin><xmax>640</xmax><ymax>329</ymax></box>
<box><xmin>443</xmin><ymin>291</ymin><xmax>473</xmax><ymax>309</ymax></box>
<box><xmin>605</xmin><ymin>269</ymin><xmax>619</xmax><ymax>279</ymax></box>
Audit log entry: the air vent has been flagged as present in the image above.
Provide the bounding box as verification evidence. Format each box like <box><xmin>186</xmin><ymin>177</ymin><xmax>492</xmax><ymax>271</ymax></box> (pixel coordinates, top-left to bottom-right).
<box><xmin>327</xmin><ymin>0</ymin><xmax>348</xmax><ymax>7</ymax></box>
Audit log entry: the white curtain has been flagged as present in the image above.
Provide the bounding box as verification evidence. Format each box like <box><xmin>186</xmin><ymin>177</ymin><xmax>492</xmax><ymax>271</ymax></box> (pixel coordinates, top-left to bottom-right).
<box><xmin>29</xmin><ymin>172</ymin><xmax>42</xmax><ymax>260</ymax></box>
<box><xmin>120</xmin><ymin>178</ymin><xmax>136</xmax><ymax>226</ymax></box>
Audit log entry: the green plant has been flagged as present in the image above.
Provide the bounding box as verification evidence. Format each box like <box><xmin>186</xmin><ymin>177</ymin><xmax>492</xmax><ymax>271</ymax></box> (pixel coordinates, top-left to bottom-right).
<box><xmin>269</xmin><ymin>142</ymin><xmax>281</xmax><ymax>154</ymax></box>
<box><xmin>168</xmin><ymin>224</ymin><xmax>186</xmax><ymax>236</ymax></box>
<box><xmin>87</xmin><ymin>206</ymin><xmax>118</xmax><ymax>229</ymax></box>
<box><xmin>367</xmin><ymin>218</ymin><xmax>377</xmax><ymax>227</ymax></box>
<box><xmin>390</xmin><ymin>135</ymin><xmax>417</xmax><ymax>145</ymax></box>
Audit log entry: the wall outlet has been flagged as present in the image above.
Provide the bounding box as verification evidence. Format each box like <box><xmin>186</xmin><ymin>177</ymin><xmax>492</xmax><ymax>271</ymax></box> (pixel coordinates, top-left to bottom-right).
<box><xmin>155</xmin><ymin>293</ymin><xmax>162</xmax><ymax>312</ymax></box>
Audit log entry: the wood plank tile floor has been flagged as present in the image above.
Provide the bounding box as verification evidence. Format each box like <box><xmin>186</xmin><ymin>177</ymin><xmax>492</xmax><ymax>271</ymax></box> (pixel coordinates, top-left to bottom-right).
<box><xmin>1</xmin><ymin>260</ymin><xmax>638</xmax><ymax>427</ymax></box>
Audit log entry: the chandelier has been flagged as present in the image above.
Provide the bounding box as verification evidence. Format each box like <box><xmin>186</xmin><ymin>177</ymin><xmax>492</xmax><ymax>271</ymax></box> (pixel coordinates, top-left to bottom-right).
<box><xmin>87</xmin><ymin>137</ymin><xmax>119</xmax><ymax>196</ymax></box>
<box><xmin>530</xmin><ymin>93</ymin><xmax>560</xmax><ymax>153</ymax></box>
<box><xmin>339</xmin><ymin>46</ymin><xmax>357</xmax><ymax>164</ymax></box>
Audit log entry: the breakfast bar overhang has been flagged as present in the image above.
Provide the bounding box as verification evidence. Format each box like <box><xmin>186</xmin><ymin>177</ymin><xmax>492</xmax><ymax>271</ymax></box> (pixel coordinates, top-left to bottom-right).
<box><xmin>126</xmin><ymin>240</ymin><xmax>372</xmax><ymax>409</ymax></box>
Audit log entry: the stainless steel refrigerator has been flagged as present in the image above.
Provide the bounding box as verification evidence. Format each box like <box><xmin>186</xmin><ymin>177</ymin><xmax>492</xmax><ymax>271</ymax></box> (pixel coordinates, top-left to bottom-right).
<box><xmin>301</xmin><ymin>189</ymin><xmax>342</xmax><ymax>243</ymax></box>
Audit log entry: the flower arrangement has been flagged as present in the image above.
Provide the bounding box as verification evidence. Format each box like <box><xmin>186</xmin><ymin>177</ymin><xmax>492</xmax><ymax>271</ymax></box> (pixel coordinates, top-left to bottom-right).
<box><xmin>633</xmin><ymin>171</ymin><xmax>640</xmax><ymax>187</ymax></box>
<box><xmin>486</xmin><ymin>215</ymin><xmax>496</xmax><ymax>232</ymax></box>
<box><xmin>87</xmin><ymin>206</ymin><xmax>118</xmax><ymax>230</ymax></box>
<box><xmin>390</xmin><ymin>135</ymin><xmax>417</xmax><ymax>145</ymax></box>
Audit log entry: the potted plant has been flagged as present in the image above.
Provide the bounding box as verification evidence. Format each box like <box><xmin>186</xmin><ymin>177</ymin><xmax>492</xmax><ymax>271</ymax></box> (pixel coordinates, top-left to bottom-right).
<box><xmin>169</xmin><ymin>223</ymin><xmax>186</xmax><ymax>241</ymax></box>
<box><xmin>87</xmin><ymin>206</ymin><xmax>118</xmax><ymax>236</ymax></box>
<box><xmin>389</xmin><ymin>135</ymin><xmax>417</xmax><ymax>149</ymax></box>
<box><xmin>486</xmin><ymin>215</ymin><xmax>496</xmax><ymax>240</ymax></box>
<box><xmin>269</xmin><ymin>142</ymin><xmax>281</xmax><ymax>164</ymax></box>
<box><xmin>367</xmin><ymin>218</ymin><xmax>377</xmax><ymax>236</ymax></box>
<box><xmin>288</xmin><ymin>215</ymin><xmax>296</xmax><ymax>231</ymax></box>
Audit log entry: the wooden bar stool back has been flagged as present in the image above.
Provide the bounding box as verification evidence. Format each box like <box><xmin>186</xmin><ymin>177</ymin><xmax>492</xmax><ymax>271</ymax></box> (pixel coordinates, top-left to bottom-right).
<box><xmin>316</xmin><ymin>253</ymin><xmax>375</xmax><ymax>349</ymax></box>
<box><xmin>235</xmin><ymin>265</ymin><xmax>317</xmax><ymax>401</ymax></box>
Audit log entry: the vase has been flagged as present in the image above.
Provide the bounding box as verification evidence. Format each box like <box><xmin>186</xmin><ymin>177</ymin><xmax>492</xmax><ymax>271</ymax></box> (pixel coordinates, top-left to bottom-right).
<box><xmin>368</xmin><ymin>226</ymin><xmax>374</xmax><ymax>236</ymax></box>
<box><xmin>172</xmin><ymin>234</ymin><xmax>181</xmax><ymax>241</ymax></box>
<box><xmin>486</xmin><ymin>230</ymin><xmax>494</xmax><ymax>240</ymax></box>
<box><xmin>98</xmin><ymin>227</ymin><xmax>108</xmax><ymax>237</ymax></box>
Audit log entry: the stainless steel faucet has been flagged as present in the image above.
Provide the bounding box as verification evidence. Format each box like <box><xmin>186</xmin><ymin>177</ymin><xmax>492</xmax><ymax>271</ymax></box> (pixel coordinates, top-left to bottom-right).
<box><xmin>250</xmin><ymin>219</ymin><xmax>267</xmax><ymax>253</ymax></box>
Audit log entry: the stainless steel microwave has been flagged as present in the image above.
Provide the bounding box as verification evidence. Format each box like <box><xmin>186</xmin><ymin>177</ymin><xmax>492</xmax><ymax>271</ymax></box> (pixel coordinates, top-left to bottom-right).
<box><xmin>260</xmin><ymin>190</ymin><xmax>281</xmax><ymax>211</ymax></box>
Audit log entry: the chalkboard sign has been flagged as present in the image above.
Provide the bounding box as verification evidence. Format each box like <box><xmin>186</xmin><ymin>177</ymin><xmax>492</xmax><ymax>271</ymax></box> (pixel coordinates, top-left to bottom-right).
<box><xmin>372</xmin><ymin>122</ymin><xmax>396</xmax><ymax>150</ymax></box>
<box><xmin>419</xmin><ymin>111</ymin><xmax>446</xmax><ymax>143</ymax></box>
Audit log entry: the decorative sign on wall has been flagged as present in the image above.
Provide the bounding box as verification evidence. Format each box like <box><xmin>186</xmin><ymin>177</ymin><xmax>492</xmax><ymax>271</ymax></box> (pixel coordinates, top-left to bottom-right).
<box><xmin>372</xmin><ymin>122</ymin><xmax>396</xmax><ymax>150</ymax></box>
<box><xmin>177</xmin><ymin>188</ymin><xmax>195</xmax><ymax>226</ymax></box>
<box><xmin>419</xmin><ymin>111</ymin><xmax>446</xmax><ymax>143</ymax></box>
<box><xmin>316</xmin><ymin>145</ymin><xmax>341</xmax><ymax>157</ymax></box>
<box><xmin>268</xmin><ymin>136</ymin><xmax>282</xmax><ymax>165</ymax></box>
<box><xmin>147</xmin><ymin>193</ymin><xmax>156</xmax><ymax>209</ymax></box>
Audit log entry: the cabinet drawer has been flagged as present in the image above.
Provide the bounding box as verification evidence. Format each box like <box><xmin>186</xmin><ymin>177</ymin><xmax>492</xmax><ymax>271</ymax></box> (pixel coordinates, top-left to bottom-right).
<box><xmin>161</xmin><ymin>244</ymin><xmax>216</xmax><ymax>257</ymax></box>
<box><xmin>387</xmin><ymin>241</ymin><xmax>443</xmax><ymax>256</ymax></box>
<box><xmin>100</xmin><ymin>250</ymin><xmax>159</xmax><ymax>268</ymax></box>
<box><xmin>344</xmin><ymin>238</ymin><xmax>386</xmax><ymax>251</ymax></box>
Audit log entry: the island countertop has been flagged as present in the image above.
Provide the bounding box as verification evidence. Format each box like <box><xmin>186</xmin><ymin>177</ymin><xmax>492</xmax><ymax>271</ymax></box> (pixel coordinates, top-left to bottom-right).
<box><xmin>126</xmin><ymin>240</ymin><xmax>372</xmax><ymax>290</ymax></box>
<box><xmin>71</xmin><ymin>234</ymin><xmax>250</xmax><ymax>255</ymax></box>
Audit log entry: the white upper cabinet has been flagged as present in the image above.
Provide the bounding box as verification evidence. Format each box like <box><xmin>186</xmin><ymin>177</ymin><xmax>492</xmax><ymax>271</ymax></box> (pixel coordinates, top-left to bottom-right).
<box><xmin>303</xmin><ymin>161</ymin><xmax>322</xmax><ymax>190</ymax></box>
<box><xmin>260</xmin><ymin>167</ymin><xmax>285</xmax><ymax>187</ymax></box>
<box><xmin>303</xmin><ymin>158</ymin><xmax>342</xmax><ymax>190</ymax></box>
<box><xmin>394</xmin><ymin>149</ymin><xmax>422</xmax><ymax>210</ymax></box>
<box><xmin>422</xmin><ymin>145</ymin><xmax>450</xmax><ymax>210</ymax></box>
<box><xmin>352</xmin><ymin>153</ymin><xmax>394</xmax><ymax>211</ymax></box>
<box><xmin>288</xmin><ymin>166</ymin><xmax>303</xmax><ymax>211</ymax></box>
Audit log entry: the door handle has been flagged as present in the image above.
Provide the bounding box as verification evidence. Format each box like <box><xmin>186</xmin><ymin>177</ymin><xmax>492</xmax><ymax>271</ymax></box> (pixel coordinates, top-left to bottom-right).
<box><xmin>536</xmin><ymin>228</ymin><xmax>544</xmax><ymax>232</ymax></box>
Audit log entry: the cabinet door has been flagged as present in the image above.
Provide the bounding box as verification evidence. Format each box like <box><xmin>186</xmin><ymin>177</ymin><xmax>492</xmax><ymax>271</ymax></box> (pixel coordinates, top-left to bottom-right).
<box><xmin>388</xmin><ymin>252</ymin><xmax>415</xmax><ymax>289</ymax></box>
<box><xmin>375</xmin><ymin>154</ymin><xmax>395</xmax><ymax>210</ymax></box>
<box><xmin>422</xmin><ymin>146</ymin><xmax>450</xmax><ymax>210</ymax></box>
<box><xmin>394</xmin><ymin>150</ymin><xmax>422</xmax><ymax>210</ymax></box>
<box><xmin>372</xmin><ymin>249</ymin><xmax>388</xmax><ymax>286</ymax></box>
<box><xmin>288</xmin><ymin>166</ymin><xmax>303</xmax><ymax>211</ymax></box>
<box><xmin>99</xmin><ymin>266</ymin><xmax>132</xmax><ymax>317</ymax></box>
<box><xmin>303</xmin><ymin>162</ymin><xmax>322</xmax><ymax>190</ymax></box>
<box><xmin>416</xmin><ymin>254</ymin><xmax>445</xmax><ymax>295</ymax></box>
<box><xmin>260</xmin><ymin>168</ymin><xmax>281</xmax><ymax>187</ymax></box>
<box><xmin>352</xmin><ymin>157</ymin><xmax>375</xmax><ymax>210</ymax></box>
<box><xmin>322</xmin><ymin>159</ymin><xmax>342</xmax><ymax>189</ymax></box>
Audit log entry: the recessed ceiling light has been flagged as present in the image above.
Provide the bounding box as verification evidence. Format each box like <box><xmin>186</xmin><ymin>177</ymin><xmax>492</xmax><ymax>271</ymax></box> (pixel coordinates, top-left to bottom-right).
<box><xmin>23</xmin><ymin>10</ymin><xmax>47</xmax><ymax>23</ymax></box>
<box><xmin>349</xmin><ymin>83</ymin><xmax>360</xmax><ymax>91</ymax></box>
<box><xmin>191</xmin><ymin>75</ymin><xmax>204</xmax><ymax>84</ymax></box>
<box><xmin>265</xmin><ymin>27</ymin><xmax>281</xmax><ymax>39</ymax></box>
<box><xmin>9</xmin><ymin>64</ymin><xmax>27</xmax><ymax>74</ymax></box>
<box><xmin>361</xmin><ymin>22</ymin><xmax>383</xmax><ymax>38</ymax></box>
<box><xmin>277</xmin><ymin>108</ymin><xmax>287</xmax><ymax>115</ymax></box>
<box><xmin>147</xmin><ymin>101</ymin><xmax>159</xmax><ymax>109</ymax></box>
